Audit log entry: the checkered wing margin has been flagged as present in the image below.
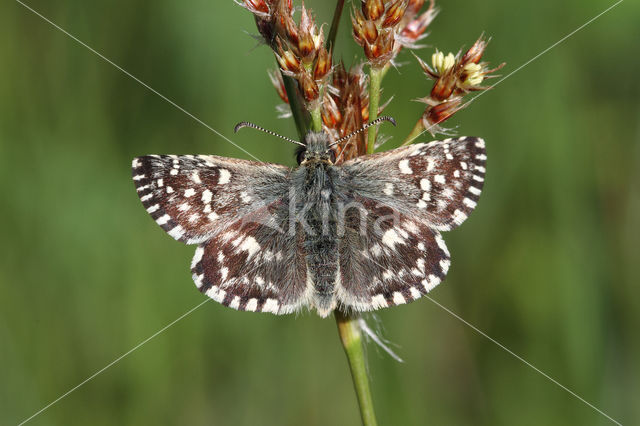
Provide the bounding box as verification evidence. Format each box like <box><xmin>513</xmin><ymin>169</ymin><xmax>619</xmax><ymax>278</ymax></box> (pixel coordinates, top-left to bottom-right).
<box><xmin>132</xmin><ymin>155</ymin><xmax>308</xmax><ymax>314</ymax></box>
<box><xmin>340</xmin><ymin>137</ymin><xmax>486</xmax><ymax>231</ymax></box>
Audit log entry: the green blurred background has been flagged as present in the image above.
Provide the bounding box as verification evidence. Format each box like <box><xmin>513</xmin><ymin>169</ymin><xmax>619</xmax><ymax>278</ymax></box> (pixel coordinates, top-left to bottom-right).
<box><xmin>2</xmin><ymin>0</ymin><xmax>638</xmax><ymax>424</ymax></box>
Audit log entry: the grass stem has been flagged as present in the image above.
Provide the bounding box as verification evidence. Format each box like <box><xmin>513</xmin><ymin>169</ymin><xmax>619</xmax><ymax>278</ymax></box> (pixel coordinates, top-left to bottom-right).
<box><xmin>335</xmin><ymin>311</ymin><xmax>378</xmax><ymax>426</ymax></box>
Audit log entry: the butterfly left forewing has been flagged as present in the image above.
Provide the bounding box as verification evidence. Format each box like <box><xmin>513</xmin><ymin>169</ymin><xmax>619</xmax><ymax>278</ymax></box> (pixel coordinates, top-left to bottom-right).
<box><xmin>132</xmin><ymin>154</ymin><xmax>289</xmax><ymax>244</ymax></box>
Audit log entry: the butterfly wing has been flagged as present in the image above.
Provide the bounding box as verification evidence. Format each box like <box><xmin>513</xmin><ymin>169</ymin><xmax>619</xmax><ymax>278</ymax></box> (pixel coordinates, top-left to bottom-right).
<box><xmin>339</xmin><ymin>137</ymin><xmax>486</xmax><ymax>231</ymax></box>
<box><xmin>335</xmin><ymin>195</ymin><xmax>451</xmax><ymax>311</ymax></box>
<box><xmin>132</xmin><ymin>154</ymin><xmax>289</xmax><ymax>244</ymax></box>
<box><xmin>334</xmin><ymin>137</ymin><xmax>486</xmax><ymax>311</ymax></box>
<box><xmin>133</xmin><ymin>155</ymin><xmax>310</xmax><ymax>314</ymax></box>
<box><xmin>190</xmin><ymin>202</ymin><xmax>312</xmax><ymax>314</ymax></box>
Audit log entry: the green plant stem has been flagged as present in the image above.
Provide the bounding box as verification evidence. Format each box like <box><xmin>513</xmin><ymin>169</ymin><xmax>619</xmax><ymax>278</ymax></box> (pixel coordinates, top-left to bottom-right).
<box><xmin>281</xmin><ymin>73</ymin><xmax>311</xmax><ymax>140</ymax></box>
<box><xmin>335</xmin><ymin>311</ymin><xmax>378</xmax><ymax>426</ymax></box>
<box><xmin>310</xmin><ymin>106</ymin><xmax>323</xmax><ymax>132</ymax></box>
<box><xmin>367</xmin><ymin>67</ymin><xmax>384</xmax><ymax>154</ymax></box>
<box><xmin>326</xmin><ymin>0</ymin><xmax>345</xmax><ymax>51</ymax></box>
<box><xmin>401</xmin><ymin>118</ymin><xmax>426</xmax><ymax>146</ymax></box>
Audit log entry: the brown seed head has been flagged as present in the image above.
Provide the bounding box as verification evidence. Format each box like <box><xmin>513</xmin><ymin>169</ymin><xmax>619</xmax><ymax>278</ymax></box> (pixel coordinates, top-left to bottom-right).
<box><xmin>422</xmin><ymin>97</ymin><xmax>465</xmax><ymax>133</ymax></box>
<box><xmin>382</xmin><ymin>0</ymin><xmax>409</xmax><ymax>28</ymax></box>
<box><xmin>268</xmin><ymin>69</ymin><xmax>289</xmax><ymax>103</ymax></box>
<box><xmin>313</xmin><ymin>46</ymin><xmax>332</xmax><ymax>80</ymax></box>
<box><xmin>299</xmin><ymin>72</ymin><xmax>319</xmax><ymax>102</ymax></box>
<box><xmin>362</xmin><ymin>0</ymin><xmax>385</xmax><ymax>20</ymax></box>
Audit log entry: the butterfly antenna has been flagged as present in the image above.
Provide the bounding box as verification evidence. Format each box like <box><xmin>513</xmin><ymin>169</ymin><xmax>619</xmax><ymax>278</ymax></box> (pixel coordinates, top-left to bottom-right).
<box><xmin>234</xmin><ymin>122</ymin><xmax>305</xmax><ymax>147</ymax></box>
<box><xmin>329</xmin><ymin>116</ymin><xmax>397</xmax><ymax>148</ymax></box>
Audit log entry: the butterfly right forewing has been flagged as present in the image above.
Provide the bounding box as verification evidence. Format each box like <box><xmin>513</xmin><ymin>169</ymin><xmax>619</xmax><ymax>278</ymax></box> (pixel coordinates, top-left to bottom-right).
<box><xmin>340</xmin><ymin>137</ymin><xmax>486</xmax><ymax>231</ymax></box>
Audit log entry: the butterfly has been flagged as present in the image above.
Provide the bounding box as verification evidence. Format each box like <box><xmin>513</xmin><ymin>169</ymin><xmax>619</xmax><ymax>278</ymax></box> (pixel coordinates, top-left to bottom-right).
<box><xmin>132</xmin><ymin>117</ymin><xmax>486</xmax><ymax>317</ymax></box>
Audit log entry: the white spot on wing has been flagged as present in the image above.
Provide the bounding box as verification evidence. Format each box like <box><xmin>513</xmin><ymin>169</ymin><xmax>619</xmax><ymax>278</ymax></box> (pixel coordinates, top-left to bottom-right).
<box><xmin>463</xmin><ymin>198</ymin><xmax>477</xmax><ymax>208</ymax></box>
<box><xmin>409</xmin><ymin>287</ymin><xmax>421</xmax><ymax>299</ymax></box>
<box><xmin>372</xmin><ymin>294</ymin><xmax>388</xmax><ymax>308</ymax></box>
<box><xmin>167</xmin><ymin>225</ymin><xmax>185</xmax><ymax>240</ymax></box>
<box><xmin>398</xmin><ymin>159</ymin><xmax>413</xmax><ymax>174</ymax></box>
<box><xmin>218</xmin><ymin>169</ymin><xmax>231</xmax><ymax>184</ymax></box>
<box><xmin>206</xmin><ymin>286</ymin><xmax>226</xmax><ymax>303</ymax></box>
<box><xmin>263</xmin><ymin>299</ymin><xmax>279</xmax><ymax>313</ymax></box>
<box><xmin>420</xmin><ymin>178</ymin><xmax>431</xmax><ymax>191</ymax></box>
<box><xmin>469</xmin><ymin>186</ymin><xmax>481</xmax><ymax>196</ymax></box>
<box><xmin>156</xmin><ymin>214</ymin><xmax>170</xmax><ymax>225</ymax></box>
<box><xmin>434</xmin><ymin>175</ymin><xmax>446</xmax><ymax>184</ymax></box>
<box><xmin>440</xmin><ymin>259</ymin><xmax>451</xmax><ymax>274</ymax></box>
<box><xmin>393</xmin><ymin>292</ymin><xmax>406</xmax><ymax>305</ymax></box>
<box><xmin>184</xmin><ymin>188</ymin><xmax>196</xmax><ymax>197</ymax></box>
<box><xmin>229</xmin><ymin>296</ymin><xmax>241</xmax><ymax>309</ymax></box>
<box><xmin>191</xmin><ymin>246</ymin><xmax>204</xmax><ymax>269</ymax></box>
<box><xmin>245</xmin><ymin>298</ymin><xmax>258</xmax><ymax>312</ymax></box>
<box><xmin>423</xmin><ymin>274</ymin><xmax>441</xmax><ymax>291</ymax></box>
<box><xmin>384</xmin><ymin>182</ymin><xmax>394</xmax><ymax>195</ymax></box>
<box><xmin>239</xmin><ymin>236</ymin><xmax>260</xmax><ymax>258</ymax></box>
<box><xmin>435</xmin><ymin>234</ymin><xmax>450</xmax><ymax>257</ymax></box>
<box><xmin>193</xmin><ymin>273</ymin><xmax>204</xmax><ymax>288</ymax></box>
<box><xmin>146</xmin><ymin>204</ymin><xmax>160</xmax><ymax>214</ymax></box>
<box><xmin>452</xmin><ymin>209</ymin><xmax>468</xmax><ymax>225</ymax></box>
<box><xmin>202</xmin><ymin>189</ymin><xmax>212</xmax><ymax>204</ymax></box>
<box><xmin>240</xmin><ymin>192</ymin><xmax>252</xmax><ymax>203</ymax></box>
<box><xmin>382</xmin><ymin>229</ymin><xmax>405</xmax><ymax>248</ymax></box>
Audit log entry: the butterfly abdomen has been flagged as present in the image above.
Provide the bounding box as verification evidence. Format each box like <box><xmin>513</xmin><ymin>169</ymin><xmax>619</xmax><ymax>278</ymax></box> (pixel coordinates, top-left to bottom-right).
<box><xmin>300</xmin><ymin>163</ymin><xmax>340</xmax><ymax>316</ymax></box>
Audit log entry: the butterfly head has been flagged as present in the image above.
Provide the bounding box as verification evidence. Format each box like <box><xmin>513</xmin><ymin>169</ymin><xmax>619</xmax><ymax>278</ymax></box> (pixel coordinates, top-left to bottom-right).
<box><xmin>297</xmin><ymin>132</ymin><xmax>336</xmax><ymax>165</ymax></box>
<box><xmin>234</xmin><ymin>116</ymin><xmax>396</xmax><ymax>166</ymax></box>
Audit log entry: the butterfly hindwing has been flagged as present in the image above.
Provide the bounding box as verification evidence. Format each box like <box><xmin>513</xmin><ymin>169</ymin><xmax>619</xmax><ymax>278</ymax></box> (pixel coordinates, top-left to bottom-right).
<box><xmin>340</xmin><ymin>137</ymin><xmax>486</xmax><ymax>231</ymax></box>
<box><xmin>334</xmin><ymin>193</ymin><xmax>450</xmax><ymax>312</ymax></box>
<box><xmin>132</xmin><ymin>155</ymin><xmax>289</xmax><ymax>244</ymax></box>
<box><xmin>190</xmin><ymin>201</ymin><xmax>312</xmax><ymax>315</ymax></box>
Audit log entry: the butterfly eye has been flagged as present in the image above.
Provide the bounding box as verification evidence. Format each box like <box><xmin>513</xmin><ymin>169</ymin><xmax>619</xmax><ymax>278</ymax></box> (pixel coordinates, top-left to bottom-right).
<box><xmin>328</xmin><ymin>149</ymin><xmax>337</xmax><ymax>163</ymax></box>
<box><xmin>295</xmin><ymin>146</ymin><xmax>306</xmax><ymax>165</ymax></box>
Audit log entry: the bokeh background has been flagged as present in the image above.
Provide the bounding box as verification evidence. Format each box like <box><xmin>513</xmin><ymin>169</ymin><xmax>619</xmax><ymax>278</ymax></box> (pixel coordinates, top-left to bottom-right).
<box><xmin>2</xmin><ymin>0</ymin><xmax>639</xmax><ymax>424</ymax></box>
